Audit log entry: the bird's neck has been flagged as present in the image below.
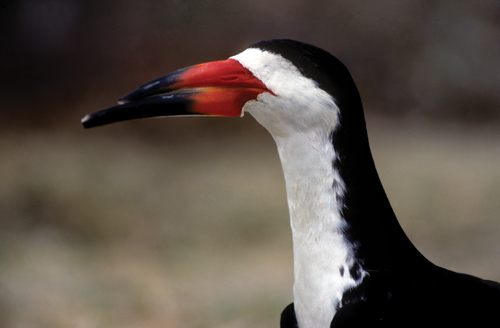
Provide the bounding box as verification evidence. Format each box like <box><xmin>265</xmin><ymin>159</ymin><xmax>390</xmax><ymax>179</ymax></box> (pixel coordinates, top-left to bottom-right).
<box><xmin>273</xmin><ymin>124</ymin><xmax>423</xmax><ymax>328</ymax></box>
<box><xmin>273</xmin><ymin>129</ymin><xmax>362</xmax><ymax>328</ymax></box>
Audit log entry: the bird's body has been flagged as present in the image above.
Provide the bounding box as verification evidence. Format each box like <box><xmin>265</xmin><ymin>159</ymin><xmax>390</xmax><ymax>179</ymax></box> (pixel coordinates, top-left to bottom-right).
<box><xmin>83</xmin><ymin>39</ymin><xmax>500</xmax><ymax>327</ymax></box>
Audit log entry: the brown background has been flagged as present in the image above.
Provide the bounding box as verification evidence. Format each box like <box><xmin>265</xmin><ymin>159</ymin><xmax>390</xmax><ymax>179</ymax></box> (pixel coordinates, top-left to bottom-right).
<box><xmin>1</xmin><ymin>1</ymin><xmax>500</xmax><ymax>327</ymax></box>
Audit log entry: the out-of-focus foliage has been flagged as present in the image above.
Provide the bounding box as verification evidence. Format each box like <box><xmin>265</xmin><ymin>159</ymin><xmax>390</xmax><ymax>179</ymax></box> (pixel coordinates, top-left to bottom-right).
<box><xmin>1</xmin><ymin>0</ymin><xmax>500</xmax><ymax>129</ymax></box>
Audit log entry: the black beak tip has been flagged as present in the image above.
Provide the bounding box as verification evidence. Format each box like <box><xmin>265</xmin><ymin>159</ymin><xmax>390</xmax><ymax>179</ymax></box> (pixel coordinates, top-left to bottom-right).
<box><xmin>81</xmin><ymin>113</ymin><xmax>99</xmax><ymax>129</ymax></box>
<box><xmin>117</xmin><ymin>92</ymin><xmax>134</xmax><ymax>105</ymax></box>
<box><xmin>81</xmin><ymin>93</ymin><xmax>198</xmax><ymax>129</ymax></box>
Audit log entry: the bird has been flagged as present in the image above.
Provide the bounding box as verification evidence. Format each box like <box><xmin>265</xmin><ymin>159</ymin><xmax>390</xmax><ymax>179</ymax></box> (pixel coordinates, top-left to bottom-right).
<box><xmin>82</xmin><ymin>39</ymin><xmax>500</xmax><ymax>328</ymax></box>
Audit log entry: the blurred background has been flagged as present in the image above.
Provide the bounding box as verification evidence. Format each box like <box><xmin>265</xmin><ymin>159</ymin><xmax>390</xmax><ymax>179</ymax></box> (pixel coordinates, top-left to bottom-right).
<box><xmin>1</xmin><ymin>0</ymin><xmax>500</xmax><ymax>327</ymax></box>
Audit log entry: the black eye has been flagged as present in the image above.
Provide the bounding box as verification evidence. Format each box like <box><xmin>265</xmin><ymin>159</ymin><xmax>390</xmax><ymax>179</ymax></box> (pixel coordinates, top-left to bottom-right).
<box><xmin>298</xmin><ymin>54</ymin><xmax>318</xmax><ymax>72</ymax></box>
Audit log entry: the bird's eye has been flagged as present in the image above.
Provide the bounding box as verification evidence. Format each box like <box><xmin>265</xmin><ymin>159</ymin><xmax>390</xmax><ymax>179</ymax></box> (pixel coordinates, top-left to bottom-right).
<box><xmin>298</xmin><ymin>54</ymin><xmax>317</xmax><ymax>71</ymax></box>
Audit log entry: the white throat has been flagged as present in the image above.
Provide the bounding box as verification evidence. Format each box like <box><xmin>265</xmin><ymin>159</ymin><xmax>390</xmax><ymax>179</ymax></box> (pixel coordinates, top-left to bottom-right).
<box><xmin>233</xmin><ymin>47</ymin><xmax>368</xmax><ymax>327</ymax></box>
<box><xmin>276</xmin><ymin>130</ymin><xmax>366</xmax><ymax>328</ymax></box>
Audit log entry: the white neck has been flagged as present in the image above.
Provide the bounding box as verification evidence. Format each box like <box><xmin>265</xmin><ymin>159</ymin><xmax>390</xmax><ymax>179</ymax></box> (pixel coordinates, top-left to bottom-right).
<box><xmin>232</xmin><ymin>48</ymin><xmax>369</xmax><ymax>327</ymax></box>
<box><xmin>273</xmin><ymin>130</ymin><xmax>367</xmax><ymax>328</ymax></box>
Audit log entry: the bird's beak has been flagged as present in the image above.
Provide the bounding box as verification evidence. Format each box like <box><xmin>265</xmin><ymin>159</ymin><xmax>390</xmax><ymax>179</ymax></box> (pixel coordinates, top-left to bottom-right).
<box><xmin>82</xmin><ymin>59</ymin><xmax>271</xmax><ymax>128</ymax></box>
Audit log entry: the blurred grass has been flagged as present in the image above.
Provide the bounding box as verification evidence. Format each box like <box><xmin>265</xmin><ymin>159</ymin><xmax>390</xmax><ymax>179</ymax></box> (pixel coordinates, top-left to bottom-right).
<box><xmin>1</xmin><ymin>115</ymin><xmax>500</xmax><ymax>328</ymax></box>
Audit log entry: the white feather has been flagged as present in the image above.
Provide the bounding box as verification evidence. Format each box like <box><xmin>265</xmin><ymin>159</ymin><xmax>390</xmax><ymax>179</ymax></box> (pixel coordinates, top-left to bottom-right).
<box><xmin>232</xmin><ymin>48</ymin><xmax>368</xmax><ymax>328</ymax></box>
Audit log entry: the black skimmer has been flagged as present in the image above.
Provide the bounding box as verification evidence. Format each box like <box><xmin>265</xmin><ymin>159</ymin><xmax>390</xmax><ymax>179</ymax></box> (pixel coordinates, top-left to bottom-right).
<box><xmin>82</xmin><ymin>39</ymin><xmax>500</xmax><ymax>328</ymax></box>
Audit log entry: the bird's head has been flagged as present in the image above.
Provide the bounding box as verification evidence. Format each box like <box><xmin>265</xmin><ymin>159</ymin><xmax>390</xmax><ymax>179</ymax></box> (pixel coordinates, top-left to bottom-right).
<box><xmin>82</xmin><ymin>39</ymin><xmax>361</xmax><ymax>139</ymax></box>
